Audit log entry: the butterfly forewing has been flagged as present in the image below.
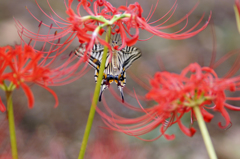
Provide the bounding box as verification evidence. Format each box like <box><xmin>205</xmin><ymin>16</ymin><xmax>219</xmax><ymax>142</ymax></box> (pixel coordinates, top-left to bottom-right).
<box><xmin>74</xmin><ymin>44</ymin><xmax>104</xmax><ymax>70</ymax></box>
<box><xmin>74</xmin><ymin>42</ymin><xmax>141</xmax><ymax>102</ymax></box>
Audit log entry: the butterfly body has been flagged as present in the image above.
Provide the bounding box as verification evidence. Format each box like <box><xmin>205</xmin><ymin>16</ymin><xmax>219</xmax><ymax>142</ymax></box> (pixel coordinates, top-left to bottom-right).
<box><xmin>74</xmin><ymin>41</ymin><xmax>141</xmax><ymax>102</ymax></box>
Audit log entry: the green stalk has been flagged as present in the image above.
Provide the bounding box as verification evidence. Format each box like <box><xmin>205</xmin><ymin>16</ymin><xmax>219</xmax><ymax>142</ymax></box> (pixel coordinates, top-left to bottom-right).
<box><xmin>6</xmin><ymin>91</ymin><xmax>18</xmax><ymax>159</ymax></box>
<box><xmin>234</xmin><ymin>4</ymin><xmax>240</xmax><ymax>33</ymax></box>
<box><xmin>193</xmin><ymin>106</ymin><xmax>217</xmax><ymax>159</ymax></box>
<box><xmin>78</xmin><ymin>26</ymin><xmax>112</xmax><ymax>159</ymax></box>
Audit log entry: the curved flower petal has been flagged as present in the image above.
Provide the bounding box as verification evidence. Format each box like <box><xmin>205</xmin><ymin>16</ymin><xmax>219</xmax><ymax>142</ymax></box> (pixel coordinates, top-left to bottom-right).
<box><xmin>38</xmin><ymin>84</ymin><xmax>59</xmax><ymax>108</ymax></box>
<box><xmin>177</xmin><ymin>119</ymin><xmax>196</xmax><ymax>137</ymax></box>
<box><xmin>21</xmin><ymin>83</ymin><xmax>34</xmax><ymax>109</ymax></box>
<box><xmin>0</xmin><ymin>97</ymin><xmax>6</xmax><ymax>112</ymax></box>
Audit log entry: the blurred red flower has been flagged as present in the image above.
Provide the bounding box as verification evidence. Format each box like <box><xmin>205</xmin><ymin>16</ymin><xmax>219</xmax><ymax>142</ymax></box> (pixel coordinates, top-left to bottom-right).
<box><xmin>97</xmin><ymin>63</ymin><xmax>240</xmax><ymax>141</ymax></box>
<box><xmin>0</xmin><ymin>44</ymin><xmax>58</xmax><ymax>110</ymax></box>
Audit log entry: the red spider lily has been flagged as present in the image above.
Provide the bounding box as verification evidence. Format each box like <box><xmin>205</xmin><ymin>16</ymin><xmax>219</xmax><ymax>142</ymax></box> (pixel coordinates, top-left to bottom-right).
<box><xmin>0</xmin><ymin>44</ymin><xmax>58</xmax><ymax>110</ymax></box>
<box><xmin>15</xmin><ymin>17</ymin><xmax>92</xmax><ymax>86</ymax></box>
<box><xmin>17</xmin><ymin>0</ymin><xmax>211</xmax><ymax>56</ymax></box>
<box><xmin>96</xmin><ymin>63</ymin><xmax>240</xmax><ymax>141</ymax></box>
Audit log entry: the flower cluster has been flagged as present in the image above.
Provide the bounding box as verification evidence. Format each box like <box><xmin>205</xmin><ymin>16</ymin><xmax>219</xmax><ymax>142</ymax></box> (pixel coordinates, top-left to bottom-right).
<box><xmin>18</xmin><ymin>0</ymin><xmax>211</xmax><ymax>57</ymax></box>
<box><xmin>97</xmin><ymin>63</ymin><xmax>240</xmax><ymax>140</ymax></box>
<box><xmin>0</xmin><ymin>44</ymin><xmax>58</xmax><ymax>110</ymax></box>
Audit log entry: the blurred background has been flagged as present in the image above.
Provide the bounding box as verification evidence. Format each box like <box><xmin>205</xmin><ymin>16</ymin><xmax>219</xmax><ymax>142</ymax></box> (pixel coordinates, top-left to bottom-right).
<box><xmin>0</xmin><ymin>0</ymin><xmax>240</xmax><ymax>158</ymax></box>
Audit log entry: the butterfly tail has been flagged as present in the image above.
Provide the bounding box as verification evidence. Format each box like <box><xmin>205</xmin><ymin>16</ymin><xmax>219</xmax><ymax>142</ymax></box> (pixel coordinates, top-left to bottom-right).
<box><xmin>99</xmin><ymin>85</ymin><xmax>108</xmax><ymax>102</ymax></box>
<box><xmin>99</xmin><ymin>91</ymin><xmax>103</xmax><ymax>102</ymax></box>
<box><xmin>118</xmin><ymin>86</ymin><xmax>124</xmax><ymax>103</ymax></box>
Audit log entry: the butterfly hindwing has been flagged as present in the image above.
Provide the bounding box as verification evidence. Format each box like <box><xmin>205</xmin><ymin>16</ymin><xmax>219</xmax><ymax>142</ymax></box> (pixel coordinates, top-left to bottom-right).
<box><xmin>119</xmin><ymin>46</ymin><xmax>142</xmax><ymax>70</ymax></box>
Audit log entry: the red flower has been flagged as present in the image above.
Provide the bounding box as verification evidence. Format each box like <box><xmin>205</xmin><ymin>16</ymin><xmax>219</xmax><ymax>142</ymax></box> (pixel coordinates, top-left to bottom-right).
<box><xmin>0</xmin><ymin>44</ymin><xmax>58</xmax><ymax>110</ymax></box>
<box><xmin>17</xmin><ymin>0</ymin><xmax>211</xmax><ymax>55</ymax></box>
<box><xmin>97</xmin><ymin>63</ymin><xmax>240</xmax><ymax>141</ymax></box>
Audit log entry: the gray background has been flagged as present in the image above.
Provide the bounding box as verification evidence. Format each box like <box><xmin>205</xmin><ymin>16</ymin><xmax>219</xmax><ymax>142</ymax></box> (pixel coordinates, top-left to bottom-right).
<box><xmin>0</xmin><ymin>0</ymin><xmax>240</xmax><ymax>158</ymax></box>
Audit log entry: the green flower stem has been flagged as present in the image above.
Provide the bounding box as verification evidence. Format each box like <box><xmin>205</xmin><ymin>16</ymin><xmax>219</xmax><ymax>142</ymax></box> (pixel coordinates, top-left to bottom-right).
<box><xmin>78</xmin><ymin>26</ymin><xmax>112</xmax><ymax>159</ymax></box>
<box><xmin>84</xmin><ymin>13</ymin><xmax>131</xmax><ymax>25</ymax></box>
<box><xmin>6</xmin><ymin>91</ymin><xmax>18</xmax><ymax>159</ymax></box>
<box><xmin>193</xmin><ymin>106</ymin><xmax>217</xmax><ymax>159</ymax></box>
<box><xmin>0</xmin><ymin>84</ymin><xmax>5</xmax><ymax>90</ymax></box>
<box><xmin>234</xmin><ymin>4</ymin><xmax>240</xmax><ymax>33</ymax></box>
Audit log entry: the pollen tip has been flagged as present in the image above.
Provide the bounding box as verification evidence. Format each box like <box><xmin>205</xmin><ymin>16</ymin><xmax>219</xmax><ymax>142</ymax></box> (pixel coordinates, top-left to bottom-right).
<box><xmin>38</xmin><ymin>21</ymin><xmax>43</xmax><ymax>28</ymax></box>
<box><xmin>28</xmin><ymin>39</ymin><xmax>33</xmax><ymax>45</ymax></box>
<box><xmin>69</xmin><ymin>51</ymin><xmax>73</xmax><ymax>56</ymax></box>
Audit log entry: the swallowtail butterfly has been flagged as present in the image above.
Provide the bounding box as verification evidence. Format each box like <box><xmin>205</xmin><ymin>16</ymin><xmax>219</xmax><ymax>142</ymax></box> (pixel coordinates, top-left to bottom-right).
<box><xmin>74</xmin><ymin>36</ymin><xmax>141</xmax><ymax>102</ymax></box>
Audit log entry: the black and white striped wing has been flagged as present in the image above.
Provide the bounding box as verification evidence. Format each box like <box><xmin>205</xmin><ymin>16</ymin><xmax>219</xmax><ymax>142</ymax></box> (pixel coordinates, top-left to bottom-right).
<box><xmin>74</xmin><ymin>43</ymin><xmax>141</xmax><ymax>102</ymax></box>
<box><xmin>118</xmin><ymin>46</ymin><xmax>142</xmax><ymax>70</ymax></box>
<box><xmin>74</xmin><ymin>43</ymin><xmax>105</xmax><ymax>70</ymax></box>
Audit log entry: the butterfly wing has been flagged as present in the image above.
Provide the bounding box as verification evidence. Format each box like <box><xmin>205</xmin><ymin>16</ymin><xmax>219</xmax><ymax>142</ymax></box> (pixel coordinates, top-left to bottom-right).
<box><xmin>120</xmin><ymin>46</ymin><xmax>142</xmax><ymax>71</ymax></box>
<box><xmin>117</xmin><ymin>46</ymin><xmax>142</xmax><ymax>102</ymax></box>
<box><xmin>74</xmin><ymin>43</ymin><xmax>104</xmax><ymax>71</ymax></box>
<box><xmin>74</xmin><ymin>43</ymin><xmax>141</xmax><ymax>102</ymax></box>
<box><xmin>75</xmin><ymin>44</ymin><xmax>108</xmax><ymax>101</ymax></box>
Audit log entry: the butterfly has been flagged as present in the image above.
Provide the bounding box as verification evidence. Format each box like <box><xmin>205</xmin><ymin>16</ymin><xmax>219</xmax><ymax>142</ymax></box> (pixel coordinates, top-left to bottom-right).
<box><xmin>74</xmin><ymin>37</ymin><xmax>141</xmax><ymax>102</ymax></box>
